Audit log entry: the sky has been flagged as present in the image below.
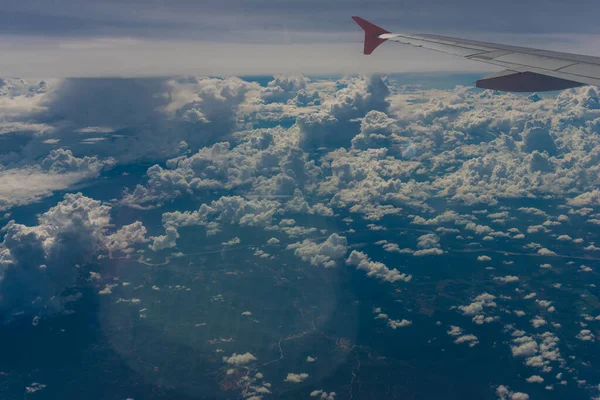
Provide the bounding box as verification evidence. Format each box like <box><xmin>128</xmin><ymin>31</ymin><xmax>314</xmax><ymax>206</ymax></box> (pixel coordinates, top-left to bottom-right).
<box><xmin>2</xmin><ymin>0</ymin><xmax>600</xmax><ymax>77</ymax></box>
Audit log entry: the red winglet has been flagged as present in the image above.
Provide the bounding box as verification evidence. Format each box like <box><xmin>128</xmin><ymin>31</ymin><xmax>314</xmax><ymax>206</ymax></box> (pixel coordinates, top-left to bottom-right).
<box><xmin>352</xmin><ymin>16</ymin><xmax>389</xmax><ymax>55</ymax></box>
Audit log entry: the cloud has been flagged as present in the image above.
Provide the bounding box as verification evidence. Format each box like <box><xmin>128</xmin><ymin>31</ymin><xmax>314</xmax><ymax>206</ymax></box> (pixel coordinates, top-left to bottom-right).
<box><xmin>298</xmin><ymin>76</ymin><xmax>390</xmax><ymax>149</ymax></box>
<box><xmin>121</xmin><ymin>124</ymin><xmax>322</xmax><ymax>208</ymax></box>
<box><xmin>0</xmin><ymin>149</ymin><xmax>114</xmax><ymax>210</ymax></box>
<box><xmin>260</xmin><ymin>75</ymin><xmax>309</xmax><ymax>104</ymax></box>
<box><xmin>222</xmin><ymin>237</ymin><xmax>241</xmax><ymax>246</ymax></box>
<box><xmin>447</xmin><ymin>325</ymin><xmax>478</xmax><ymax>346</ymax></box>
<box><xmin>149</xmin><ymin>227</ymin><xmax>180</xmax><ymax>252</ymax></box>
<box><xmin>288</xmin><ymin>233</ymin><xmax>348</xmax><ymax>268</ymax></box>
<box><xmin>284</xmin><ymin>373</ymin><xmax>309</xmax><ymax>383</ymax></box>
<box><xmin>530</xmin><ymin>317</ymin><xmax>547</xmax><ymax>328</ymax></box>
<box><xmin>387</xmin><ymin>319</ymin><xmax>412</xmax><ymax>329</ymax></box>
<box><xmin>159</xmin><ymin>196</ymin><xmax>281</xmax><ymax>236</ymax></box>
<box><xmin>351</xmin><ymin>110</ymin><xmax>397</xmax><ymax>150</ymax></box>
<box><xmin>310</xmin><ymin>390</ymin><xmax>337</xmax><ymax>399</ymax></box>
<box><xmin>0</xmin><ymin>193</ymin><xmax>146</xmax><ymax>315</ymax></box>
<box><xmin>537</xmin><ymin>248</ymin><xmax>557</xmax><ymax>256</ymax></box>
<box><xmin>494</xmin><ymin>275</ymin><xmax>520</xmax><ymax>283</ymax></box>
<box><xmin>413</xmin><ymin>233</ymin><xmax>443</xmax><ymax>256</ymax></box>
<box><xmin>511</xmin><ymin>336</ymin><xmax>538</xmax><ymax>357</ymax></box>
<box><xmin>520</xmin><ymin>120</ymin><xmax>556</xmax><ymax>154</ymax></box>
<box><xmin>496</xmin><ymin>385</ymin><xmax>530</xmax><ymax>400</ymax></box>
<box><xmin>346</xmin><ymin>250</ymin><xmax>412</xmax><ymax>283</ymax></box>
<box><xmin>525</xmin><ymin>375</ymin><xmax>544</xmax><ymax>383</ymax></box>
<box><xmin>569</xmin><ymin>189</ymin><xmax>600</xmax><ymax>206</ymax></box>
<box><xmin>576</xmin><ymin>329</ymin><xmax>594</xmax><ymax>341</ymax></box>
<box><xmin>458</xmin><ymin>293</ymin><xmax>496</xmax><ymax>316</ymax></box>
<box><xmin>2</xmin><ymin>77</ymin><xmax>258</xmax><ymax>176</ymax></box>
<box><xmin>105</xmin><ymin>221</ymin><xmax>149</xmax><ymax>255</ymax></box>
<box><xmin>453</xmin><ymin>334</ymin><xmax>479</xmax><ymax>346</ymax></box>
<box><xmin>222</xmin><ymin>352</ymin><xmax>257</xmax><ymax>366</ymax></box>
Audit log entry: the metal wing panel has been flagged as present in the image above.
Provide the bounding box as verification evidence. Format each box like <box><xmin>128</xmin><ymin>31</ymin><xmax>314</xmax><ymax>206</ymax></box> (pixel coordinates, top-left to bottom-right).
<box><xmin>479</xmin><ymin>59</ymin><xmax>600</xmax><ymax>87</ymax></box>
<box><xmin>476</xmin><ymin>70</ymin><xmax>583</xmax><ymax>92</ymax></box>
<box><xmin>558</xmin><ymin>63</ymin><xmax>600</xmax><ymax>78</ymax></box>
<box><xmin>383</xmin><ymin>32</ymin><xmax>600</xmax><ymax>88</ymax></box>
<box><xmin>383</xmin><ymin>33</ymin><xmax>498</xmax><ymax>56</ymax></box>
<box><xmin>492</xmin><ymin>53</ymin><xmax>576</xmax><ymax>70</ymax></box>
<box><xmin>415</xmin><ymin>33</ymin><xmax>600</xmax><ymax>65</ymax></box>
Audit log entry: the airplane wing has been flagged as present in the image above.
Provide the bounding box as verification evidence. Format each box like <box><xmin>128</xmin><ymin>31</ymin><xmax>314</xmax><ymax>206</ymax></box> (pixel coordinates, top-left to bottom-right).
<box><xmin>352</xmin><ymin>16</ymin><xmax>600</xmax><ymax>92</ymax></box>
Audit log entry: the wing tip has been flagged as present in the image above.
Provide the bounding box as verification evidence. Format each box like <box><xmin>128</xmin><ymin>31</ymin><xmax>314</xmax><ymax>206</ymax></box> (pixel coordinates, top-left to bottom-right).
<box><xmin>351</xmin><ymin>16</ymin><xmax>390</xmax><ymax>55</ymax></box>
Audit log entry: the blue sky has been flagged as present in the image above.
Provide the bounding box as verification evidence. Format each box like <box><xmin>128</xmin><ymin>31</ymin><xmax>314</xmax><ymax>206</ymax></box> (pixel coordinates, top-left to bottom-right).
<box><xmin>2</xmin><ymin>0</ymin><xmax>600</xmax><ymax>77</ymax></box>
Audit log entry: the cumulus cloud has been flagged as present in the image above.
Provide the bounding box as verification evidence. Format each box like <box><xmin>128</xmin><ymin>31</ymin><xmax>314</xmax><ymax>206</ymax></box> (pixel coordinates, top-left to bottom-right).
<box><xmin>149</xmin><ymin>227</ymin><xmax>180</xmax><ymax>252</ymax></box>
<box><xmin>458</xmin><ymin>293</ymin><xmax>497</xmax><ymax>316</ymax></box>
<box><xmin>222</xmin><ymin>352</ymin><xmax>257</xmax><ymax>366</ymax></box>
<box><xmin>569</xmin><ymin>189</ymin><xmax>600</xmax><ymax>207</ymax></box>
<box><xmin>447</xmin><ymin>326</ymin><xmax>479</xmax><ymax>347</ymax></box>
<box><xmin>284</xmin><ymin>373</ymin><xmax>309</xmax><ymax>383</ymax></box>
<box><xmin>310</xmin><ymin>390</ymin><xmax>337</xmax><ymax>399</ymax></box>
<box><xmin>105</xmin><ymin>221</ymin><xmax>149</xmax><ymax>255</ymax></box>
<box><xmin>351</xmin><ymin>110</ymin><xmax>397</xmax><ymax>150</ymax></box>
<box><xmin>0</xmin><ymin>193</ymin><xmax>146</xmax><ymax>315</ymax></box>
<box><xmin>346</xmin><ymin>250</ymin><xmax>412</xmax><ymax>283</ymax></box>
<box><xmin>287</xmin><ymin>233</ymin><xmax>348</xmax><ymax>268</ymax></box>
<box><xmin>511</xmin><ymin>336</ymin><xmax>538</xmax><ymax>357</ymax></box>
<box><xmin>525</xmin><ymin>375</ymin><xmax>544</xmax><ymax>384</ymax></box>
<box><xmin>260</xmin><ymin>75</ymin><xmax>310</xmax><ymax>104</ymax></box>
<box><xmin>494</xmin><ymin>275</ymin><xmax>520</xmax><ymax>283</ymax></box>
<box><xmin>387</xmin><ymin>319</ymin><xmax>412</xmax><ymax>329</ymax></box>
<box><xmin>537</xmin><ymin>248</ymin><xmax>557</xmax><ymax>256</ymax></box>
<box><xmin>413</xmin><ymin>233</ymin><xmax>444</xmax><ymax>256</ymax></box>
<box><xmin>496</xmin><ymin>385</ymin><xmax>530</xmax><ymax>400</ymax></box>
<box><xmin>298</xmin><ymin>76</ymin><xmax>390</xmax><ymax>149</ymax></box>
<box><xmin>159</xmin><ymin>196</ymin><xmax>281</xmax><ymax>236</ymax></box>
<box><xmin>0</xmin><ymin>149</ymin><xmax>114</xmax><ymax>210</ymax></box>
<box><xmin>576</xmin><ymin>329</ymin><xmax>594</xmax><ymax>341</ymax></box>
<box><xmin>2</xmin><ymin>77</ymin><xmax>259</xmax><ymax>170</ymax></box>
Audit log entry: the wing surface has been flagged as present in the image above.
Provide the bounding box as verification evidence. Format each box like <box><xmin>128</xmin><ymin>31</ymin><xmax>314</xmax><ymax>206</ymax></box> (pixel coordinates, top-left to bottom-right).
<box><xmin>353</xmin><ymin>16</ymin><xmax>600</xmax><ymax>92</ymax></box>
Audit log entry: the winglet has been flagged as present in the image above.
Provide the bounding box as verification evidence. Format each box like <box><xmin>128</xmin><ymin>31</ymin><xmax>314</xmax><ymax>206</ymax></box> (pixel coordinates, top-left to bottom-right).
<box><xmin>352</xmin><ymin>16</ymin><xmax>390</xmax><ymax>55</ymax></box>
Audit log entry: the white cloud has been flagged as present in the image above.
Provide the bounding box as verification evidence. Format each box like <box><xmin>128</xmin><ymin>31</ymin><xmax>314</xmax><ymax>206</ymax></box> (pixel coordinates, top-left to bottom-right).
<box><xmin>496</xmin><ymin>385</ymin><xmax>530</xmax><ymax>400</ymax></box>
<box><xmin>530</xmin><ymin>317</ymin><xmax>547</xmax><ymax>328</ymax></box>
<box><xmin>310</xmin><ymin>390</ymin><xmax>337</xmax><ymax>399</ymax></box>
<box><xmin>526</xmin><ymin>375</ymin><xmax>544</xmax><ymax>383</ymax></box>
<box><xmin>222</xmin><ymin>352</ymin><xmax>257</xmax><ymax>366</ymax></box>
<box><xmin>447</xmin><ymin>326</ymin><xmax>479</xmax><ymax>346</ymax></box>
<box><xmin>387</xmin><ymin>319</ymin><xmax>412</xmax><ymax>329</ymax></box>
<box><xmin>222</xmin><ymin>237</ymin><xmax>241</xmax><ymax>246</ymax></box>
<box><xmin>298</xmin><ymin>76</ymin><xmax>390</xmax><ymax>150</ymax></box>
<box><xmin>569</xmin><ymin>189</ymin><xmax>600</xmax><ymax>207</ymax></box>
<box><xmin>284</xmin><ymin>372</ymin><xmax>309</xmax><ymax>383</ymax></box>
<box><xmin>453</xmin><ymin>334</ymin><xmax>479</xmax><ymax>347</ymax></box>
<box><xmin>537</xmin><ymin>248</ymin><xmax>557</xmax><ymax>256</ymax></box>
<box><xmin>413</xmin><ymin>233</ymin><xmax>443</xmax><ymax>256</ymax></box>
<box><xmin>458</xmin><ymin>293</ymin><xmax>497</xmax><ymax>316</ymax></box>
<box><xmin>0</xmin><ymin>149</ymin><xmax>114</xmax><ymax>210</ymax></box>
<box><xmin>149</xmin><ymin>227</ymin><xmax>180</xmax><ymax>252</ymax></box>
<box><xmin>159</xmin><ymin>195</ymin><xmax>281</xmax><ymax>237</ymax></box>
<box><xmin>576</xmin><ymin>329</ymin><xmax>594</xmax><ymax>341</ymax></box>
<box><xmin>494</xmin><ymin>275</ymin><xmax>520</xmax><ymax>283</ymax></box>
<box><xmin>105</xmin><ymin>221</ymin><xmax>149</xmax><ymax>255</ymax></box>
<box><xmin>288</xmin><ymin>233</ymin><xmax>348</xmax><ymax>268</ymax></box>
<box><xmin>511</xmin><ymin>336</ymin><xmax>538</xmax><ymax>357</ymax></box>
<box><xmin>0</xmin><ymin>193</ymin><xmax>146</xmax><ymax>314</ymax></box>
<box><xmin>25</xmin><ymin>383</ymin><xmax>46</xmax><ymax>394</ymax></box>
<box><xmin>346</xmin><ymin>250</ymin><xmax>412</xmax><ymax>283</ymax></box>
